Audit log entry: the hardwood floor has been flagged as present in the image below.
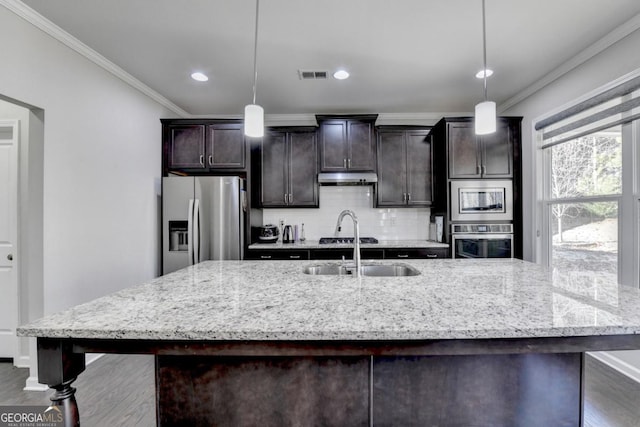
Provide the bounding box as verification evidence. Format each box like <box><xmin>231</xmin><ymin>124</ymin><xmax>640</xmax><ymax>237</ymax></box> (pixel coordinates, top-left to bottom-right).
<box><xmin>1</xmin><ymin>353</ymin><xmax>639</xmax><ymax>426</ymax></box>
<box><xmin>584</xmin><ymin>355</ymin><xmax>640</xmax><ymax>427</ymax></box>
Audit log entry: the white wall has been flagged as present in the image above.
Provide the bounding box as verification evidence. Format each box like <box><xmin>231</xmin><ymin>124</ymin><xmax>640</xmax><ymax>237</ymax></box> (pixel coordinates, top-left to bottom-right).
<box><xmin>0</xmin><ymin>5</ymin><xmax>173</xmax><ymax>318</ymax></box>
<box><xmin>503</xmin><ymin>28</ymin><xmax>640</xmax><ymax>376</ymax></box>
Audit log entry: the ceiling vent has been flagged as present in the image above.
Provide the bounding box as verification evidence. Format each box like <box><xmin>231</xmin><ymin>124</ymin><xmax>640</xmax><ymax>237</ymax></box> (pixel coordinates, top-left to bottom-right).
<box><xmin>298</xmin><ymin>70</ymin><xmax>328</xmax><ymax>80</ymax></box>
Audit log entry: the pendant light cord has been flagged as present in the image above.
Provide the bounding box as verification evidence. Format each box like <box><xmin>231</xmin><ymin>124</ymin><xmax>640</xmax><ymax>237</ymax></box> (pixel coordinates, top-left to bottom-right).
<box><xmin>481</xmin><ymin>0</ymin><xmax>488</xmax><ymax>101</ymax></box>
<box><xmin>251</xmin><ymin>0</ymin><xmax>260</xmax><ymax>105</ymax></box>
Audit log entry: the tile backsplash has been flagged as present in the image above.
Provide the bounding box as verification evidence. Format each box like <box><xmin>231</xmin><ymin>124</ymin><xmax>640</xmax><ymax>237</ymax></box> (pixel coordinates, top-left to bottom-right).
<box><xmin>262</xmin><ymin>186</ymin><xmax>430</xmax><ymax>240</ymax></box>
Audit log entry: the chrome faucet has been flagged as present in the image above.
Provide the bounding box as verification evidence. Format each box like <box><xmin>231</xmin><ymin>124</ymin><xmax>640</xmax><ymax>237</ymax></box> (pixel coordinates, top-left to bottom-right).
<box><xmin>334</xmin><ymin>210</ymin><xmax>361</xmax><ymax>277</ymax></box>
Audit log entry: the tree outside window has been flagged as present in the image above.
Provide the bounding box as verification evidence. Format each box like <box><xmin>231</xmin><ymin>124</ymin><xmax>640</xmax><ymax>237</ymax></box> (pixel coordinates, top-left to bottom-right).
<box><xmin>549</xmin><ymin>128</ymin><xmax>620</xmax><ymax>276</ymax></box>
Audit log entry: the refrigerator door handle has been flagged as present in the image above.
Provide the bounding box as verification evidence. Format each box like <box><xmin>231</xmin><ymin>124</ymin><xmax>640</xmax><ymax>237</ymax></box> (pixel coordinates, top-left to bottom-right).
<box><xmin>193</xmin><ymin>198</ymin><xmax>201</xmax><ymax>264</ymax></box>
<box><xmin>187</xmin><ymin>198</ymin><xmax>195</xmax><ymax>265</ymax></box>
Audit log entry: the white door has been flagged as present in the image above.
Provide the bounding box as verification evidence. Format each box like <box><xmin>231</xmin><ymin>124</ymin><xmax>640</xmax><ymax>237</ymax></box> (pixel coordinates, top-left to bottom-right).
<box><xmin>0</xmin><ymin>120</ymin><xmax>18</xmax><ymax>360</ymax></box>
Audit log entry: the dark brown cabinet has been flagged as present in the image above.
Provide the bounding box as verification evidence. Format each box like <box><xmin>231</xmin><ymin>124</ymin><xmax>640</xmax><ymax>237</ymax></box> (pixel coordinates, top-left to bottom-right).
<box><xmin>261</xmin><ymin>127</ymin><xmax>318</xmax><ymax>207</ymax></box>
<box><xmin>447</xmin><ymin>119</ymin><xmax>514</xmax><ymax>179</ymax></box>
<box><xmin>245</xmin><ymin>249</ymin><xmax>310</xmax><ymax>260</ymax></box>
<box><xmin>384</xmin><ymin>248</ymin><xmax>448</xmax><ymax>259</ymax></box>
<box><xmin>162</xmin><ymin>120</ymin><xmax>246</xmax><ymax>174</ymax></box>
<box><xmin>317</xmin><ymin>115</ymin><xmax>377</xmax><ymax>172</ymax></box>
<box><xmin>206</xmin><ymin>124</ymin><xmax>246</xmax><ymax>169</ymax></box>
<box><xmin>377</xmin><ymin>127</ymin><xmax>433</xmax><ymax>207</ymax></box>
<box><xmin>248</xmin><ymin>247</ymin><xmax>446</xmax><ymax>260</ymax></box>
<box><xmin>165</xmin><ymin>125</ymin><xmax>205</xmax><ymax>169</ymax></box>
<box><xmin>310</xmin><ymin>249</ymin><xmax>385</xmax><ymax>260</ymax></box>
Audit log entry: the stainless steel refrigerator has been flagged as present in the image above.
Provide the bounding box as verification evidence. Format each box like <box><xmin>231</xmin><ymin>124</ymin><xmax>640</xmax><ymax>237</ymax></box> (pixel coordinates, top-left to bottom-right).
<box><xmin>162</xmin><ymin>176</ymin><xmax>246</xmax><ymax>274</ymax></box>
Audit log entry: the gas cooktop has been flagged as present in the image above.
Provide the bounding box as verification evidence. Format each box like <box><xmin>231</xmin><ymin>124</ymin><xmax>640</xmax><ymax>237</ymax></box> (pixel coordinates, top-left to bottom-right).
<box><xmin>318</xmin><ymin>237</ymin><xmax>379</xmax><ymax>244</ymax></box>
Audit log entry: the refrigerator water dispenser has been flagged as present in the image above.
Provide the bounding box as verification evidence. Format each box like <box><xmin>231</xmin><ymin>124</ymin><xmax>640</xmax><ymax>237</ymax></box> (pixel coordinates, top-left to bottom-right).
<box><xmin>168</xmin><ymin>221</ymin><xmax>188</xmax><ymax>251</ymax></box>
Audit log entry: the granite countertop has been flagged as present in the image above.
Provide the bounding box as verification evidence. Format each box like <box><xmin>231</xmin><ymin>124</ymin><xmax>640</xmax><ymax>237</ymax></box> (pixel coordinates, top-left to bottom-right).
<box><xmin>18</xmin><ymin>259</ymin><xmax>640</xmax><ymax>342</ymax></box>
<box><xmin>248</xmin><ymin>239</ymin><xmax>449</xmax><ymax>250</ymax></box>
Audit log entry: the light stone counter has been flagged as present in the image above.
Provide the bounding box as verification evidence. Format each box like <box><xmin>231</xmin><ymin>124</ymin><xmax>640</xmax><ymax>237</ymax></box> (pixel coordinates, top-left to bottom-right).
<box><xmin>18</xmin><ymin>259</ymin><xmax>640</xmax><ymax>341</ymax></box>
<box><xmin>248</xmin><ymin>239</ymin><xmax>449</xmax><ymax>250</ymax></box>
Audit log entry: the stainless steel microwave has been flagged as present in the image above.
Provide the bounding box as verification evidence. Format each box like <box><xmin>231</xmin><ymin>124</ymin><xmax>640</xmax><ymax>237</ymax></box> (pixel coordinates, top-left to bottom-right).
<box><xmin>450</xmin><ymin>180</ymin><xmax>513</xmax><ymax>222</ymax></box>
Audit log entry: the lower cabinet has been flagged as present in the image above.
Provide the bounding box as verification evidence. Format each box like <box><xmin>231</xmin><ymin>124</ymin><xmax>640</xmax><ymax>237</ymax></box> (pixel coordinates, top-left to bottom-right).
<box><xmin>246</xmin><ymin>250</ymin><xmax>310</xmax><ymax>260</ymax></box>
<box><xmin>311</xmin><ymin>249</ymin><xmax>385</xmax><ymax>260</ymax></box>
<box><xmin>384</xmin><ymin>248</ymin><xmax>448</xmax><ymax>259</ymax></box>
<box><xmin>248</xmin><ymin>247</ymin><xmax>448</xmax><ymax>260</ymax></box>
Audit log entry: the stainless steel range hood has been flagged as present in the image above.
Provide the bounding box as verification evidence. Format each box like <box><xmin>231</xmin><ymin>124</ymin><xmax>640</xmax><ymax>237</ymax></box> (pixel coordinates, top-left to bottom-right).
<box><xmin>317</xmin><ymin>172</ymin><xmax>378</xmax><ymax>185</ymax></box>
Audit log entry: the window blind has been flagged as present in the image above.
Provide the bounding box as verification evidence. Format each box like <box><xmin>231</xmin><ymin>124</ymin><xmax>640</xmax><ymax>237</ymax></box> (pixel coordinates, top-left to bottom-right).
<box><xmin>536</xmin><ymin>74</ymin><xmax>640</xmax><ymax>148</ymax></box>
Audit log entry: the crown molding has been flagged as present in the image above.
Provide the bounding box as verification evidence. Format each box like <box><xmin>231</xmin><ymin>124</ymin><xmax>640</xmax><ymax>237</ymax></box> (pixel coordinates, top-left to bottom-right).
<box><xmin>265</xmin><ymin>114</ymin><xmax>318</xmax><ymax>126</ymax></box>
<box><xmin>188</xmin><ymin>114</ymin><xmax>243</xmax><ymax>120</ymax></box>
<box><xmin>377</xmin><ymin>112</ymin><xmax>471</xmax><ymax>126</ymax></box>
<box><xmin>1</xmin><ymin>0</ymin><xmax>190</xmax><ymax>117</ymax></box>
<box><xmin>499</xmin><ymin>12</ymin><xmax>640</xmax><ymax>113</ymax></box>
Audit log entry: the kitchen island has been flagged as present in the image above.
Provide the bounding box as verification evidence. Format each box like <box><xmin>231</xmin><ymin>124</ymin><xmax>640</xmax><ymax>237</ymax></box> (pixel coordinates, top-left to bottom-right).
<box><xmin>18</xmin><ymin>259</ymin><xmax>640</xmax><ymax>426</ymax></box>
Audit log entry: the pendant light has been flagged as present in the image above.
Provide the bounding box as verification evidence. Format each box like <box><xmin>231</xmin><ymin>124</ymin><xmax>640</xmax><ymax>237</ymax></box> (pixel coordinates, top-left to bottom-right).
<box><xmin>244</xmin><ymin>0</ymin><xmax>264</xmax><ymax>138</ymax></box>
<box><xmin>475</xmin><ymin>0</ymin><xmax>496</xmax><ymax>135</ymax></box>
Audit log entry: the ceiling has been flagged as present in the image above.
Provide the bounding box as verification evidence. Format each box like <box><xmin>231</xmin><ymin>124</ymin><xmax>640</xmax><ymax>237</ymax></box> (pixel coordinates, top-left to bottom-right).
<box><xmin>20</xmin><ymin>0</ymin><xmax>640</xmax><ymax>117</ymax></box>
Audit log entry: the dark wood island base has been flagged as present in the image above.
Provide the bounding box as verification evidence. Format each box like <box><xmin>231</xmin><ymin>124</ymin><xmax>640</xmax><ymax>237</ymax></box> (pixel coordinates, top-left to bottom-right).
<box><xmin>36</xmin><ymin>335</ymin><xmax>640</xmax><ymax>427</ymax></box>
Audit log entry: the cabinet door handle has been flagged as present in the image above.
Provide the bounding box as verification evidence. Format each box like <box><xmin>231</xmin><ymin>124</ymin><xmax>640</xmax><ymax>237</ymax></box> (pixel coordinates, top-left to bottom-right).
<box><xmin>260</xmin><ymin>255</ymin><xmax>272</xmax><ymax>259</ymax></box>
<box><xmin>402</xmin><ymin>193</ymin><xmax>406</xmax><ymax>203</ymax></box>
<box><xmin>407</xmin><ymin>193</ymin><xmax>411</xmax><ymax>202</ymax></box>
<box><xmin>289</xmin><ymin>193</ymin><xmax>293</xmax><ymax>204</ymax></box>
<box><xmin>200</xmin><ymin>155</ymin><xmax>205</xmax><ymax>166</ymax></box>
<box><xmin>397</xmin><ymin>254</ymin><xmax>409</xmax><ymax>258</ymax></box>
<box><xmin>476</xmin><ymin>164</ymin><xmax>481</xmax><ymax>174</ymax></box>
<box><xmin>284</xmin><ymin>194</ymin><xmax>288</xmax><ymax>204</ymax></box>
<box><xmin>343</xmin><ymin>158</ymin><xmax>347</xmax><ymax>168</ymax></box>
<box><xmin>426</xmin><ymin>254</ymin><xmax>437</xmax><ymax>258</ymax></box>
<box><xmin>348</xmin><ymin>158</ymin><xmax>351</xmax><ymax>168</ymax></box>
<box><xmin>208</xmin><ymin>155</ymin><xmax>213</xmax><ymax>166</ymax></box>
<box><xmin>289</xmin><ymin>255</ymin><xmax>301</xmax><ymax>259</ymax></box>
<box><xmin>481</xmin><ymin>165</ymin><xmax>486</xmax><ymax>175</ymax></box>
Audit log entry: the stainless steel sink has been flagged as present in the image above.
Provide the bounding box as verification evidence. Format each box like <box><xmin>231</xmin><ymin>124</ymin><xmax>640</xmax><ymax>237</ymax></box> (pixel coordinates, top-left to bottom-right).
<box><xmin>303</xmin><ymin>264</ymin><xmax>352</xmax><ymax>276</ymax></box>
<box><xmin>302</xmin><ymin>263</ymin><xmax>420</xmax><ymax>277</ymax></box>
<box><xmin>360</xmin><ymin>264</ymin><xmax>420</xmax><ymax>277</ymax></box>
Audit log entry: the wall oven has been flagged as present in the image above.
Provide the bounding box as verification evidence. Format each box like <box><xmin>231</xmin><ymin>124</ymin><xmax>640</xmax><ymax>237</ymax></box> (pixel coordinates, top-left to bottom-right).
<box><xmin>450</xmin><ymin>180</ymin><xmax>513</xmax><ymax>222</ymax></box>
<box><xmin>451</xmin><ymin>223</ymin><xmax>513</xmax><ymax>258</ymax></box>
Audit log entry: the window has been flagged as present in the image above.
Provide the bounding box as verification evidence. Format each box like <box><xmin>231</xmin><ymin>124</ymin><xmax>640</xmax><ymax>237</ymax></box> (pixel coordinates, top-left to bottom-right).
<box><xmin>549</xmin><ymin>130</ymin><xmax>621</xmax><ymax>279</ymax></box>
<box><xmin>537</xmin><ymin>73</ymin><xmax>640</xmax><ymax>287</ymax></box>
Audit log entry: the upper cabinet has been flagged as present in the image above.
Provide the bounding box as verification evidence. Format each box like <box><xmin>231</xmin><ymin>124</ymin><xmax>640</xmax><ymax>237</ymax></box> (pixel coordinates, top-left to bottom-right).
<box><xmin>446</xmin><ymin>118</ymin><xmax>516</xmax><ymax>179</ymax></box>
<box><xmin>317</xmin><ymin>115</ymin><xmax>377</xmax><ymax>172</ymax></box>
<box><xmin>206</xmin><ymin>124</ymin><xmax>246</xmax><ymax>169</ymax></box>
<box><xmin>162</xmin><ymin>120</ymin><xmax>246</xmax><ymax>175</ymax></box>
<box><xmin>260</xmin><ymin>127</ymin><xmax>318</xmax><ymax>208</ymax></box>
<box><xmin>377</xmin><ymin>127</ymin><xmax>433</xmax><ymax>207</ymax></box>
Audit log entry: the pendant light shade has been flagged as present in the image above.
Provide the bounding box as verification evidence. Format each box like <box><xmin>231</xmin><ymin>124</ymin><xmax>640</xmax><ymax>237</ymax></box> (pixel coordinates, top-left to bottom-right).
<box><xmin>244</xmin><ymin>104</ymin><xmax>264</xmax><ymax>137</ymax></box>
<box><xmin>244</xmin><ymin>0</ymin><xmax>263</xmax><ymax>137</ymax></box>
<box><xmin>475</xmin><ymin>0</ymin><xmax>496</xmax><ymax>135</ymax></box>
<box><xmin>475</xmin><ymin>100</ymin><xmax>496</xmax><ymax>135</ymax></box>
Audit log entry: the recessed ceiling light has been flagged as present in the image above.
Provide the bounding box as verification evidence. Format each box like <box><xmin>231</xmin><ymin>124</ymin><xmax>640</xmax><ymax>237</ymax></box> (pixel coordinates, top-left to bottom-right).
<box><xmin>333</xmin><ymin>70</ymin><xmax>350</xmax><ymax>80</ymax></box>
<box><xmin>191</xmin><ymin>72</ymin><xmax>209</xmax><ymax>82</ymax></box>
<box><xmin>475</xmin><ymin>69</ymin><xmax>493</xmax><ymax>79</ymax></box>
